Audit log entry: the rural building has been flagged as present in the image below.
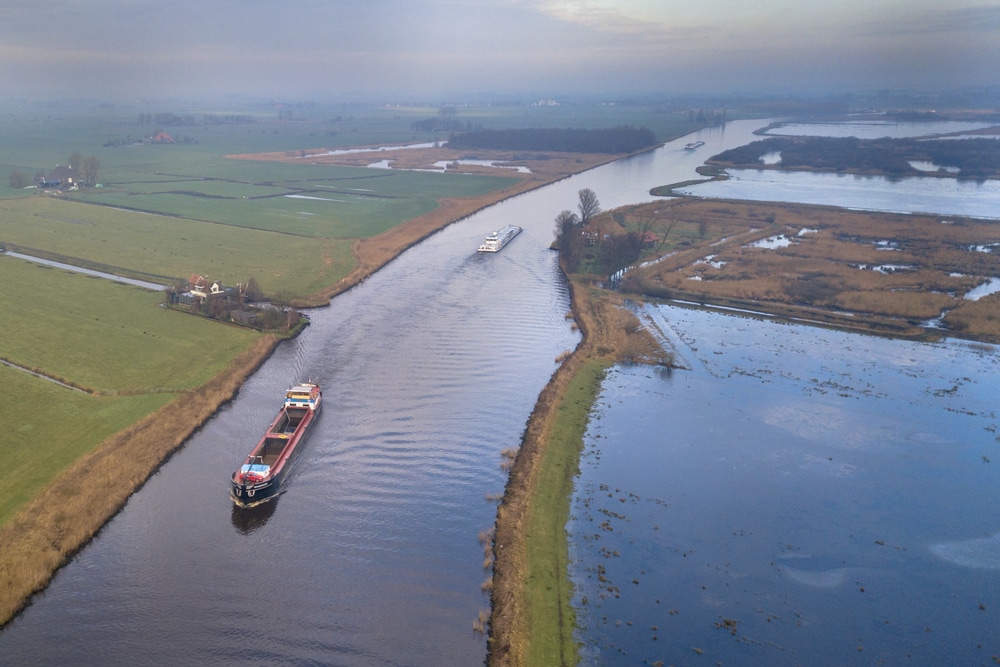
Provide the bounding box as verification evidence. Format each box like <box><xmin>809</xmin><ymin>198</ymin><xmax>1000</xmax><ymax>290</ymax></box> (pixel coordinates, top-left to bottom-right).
<box><xmin>187</xmin><ymin>274</ymin><xmax>226</xmax><ymax>300</ymax></box>
<box><xmin>38</xmin><ymin>165</ymin><xmax>79</xmax><ymax>188</ymax></box>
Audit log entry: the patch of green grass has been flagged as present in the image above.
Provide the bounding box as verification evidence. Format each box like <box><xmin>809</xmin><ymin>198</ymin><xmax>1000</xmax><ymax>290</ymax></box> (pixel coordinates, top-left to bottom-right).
<box><xmin>0</xmin><ymin>197</ymin><xmax>353</xmax><ymax>296</ymax></box>
<box><xmin>0</xmin><ymin>363</ymin><xmax>172</xmax><ymax>525</ymax></box>
<box><xmin>525</xmin><ymin>358</ymin><xmax>610</xmax><ymax>667</ymax></box>
<box><xmin>0</xmin><ymin>256</ymin><xmax>261</xmax><ymax>392</ymax></box>
<box><xmin>73</xmin><ymin>165</ymin><xmax>515</xmax><ymax>238</ymax></box>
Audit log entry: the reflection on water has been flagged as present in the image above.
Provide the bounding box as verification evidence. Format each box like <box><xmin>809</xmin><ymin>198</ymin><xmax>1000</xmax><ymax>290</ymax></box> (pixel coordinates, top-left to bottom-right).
<box><xmin>230</xmin><ymin>497</ymin><xmax>278</xmax><ymax>534</ymax></box>
<box><xmin>570</xmin><ymin>304</ymin><xmax>1000</xmax><ymax>665</ymax></box>
<box><xmin>763</xmin><ymin>120</ymin><xmax>994</xmax><ymax>139</ymax></box>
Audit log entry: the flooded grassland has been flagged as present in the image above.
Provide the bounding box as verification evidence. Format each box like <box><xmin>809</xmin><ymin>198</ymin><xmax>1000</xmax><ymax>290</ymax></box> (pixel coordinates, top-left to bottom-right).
<box><xmin>569</xmin><ymin>303</ymin><xmax>1000</xmax><ymax>665</ymax></box>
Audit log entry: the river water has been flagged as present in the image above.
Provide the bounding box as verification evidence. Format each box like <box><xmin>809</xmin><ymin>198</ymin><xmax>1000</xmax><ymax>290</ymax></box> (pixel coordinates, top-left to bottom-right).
<box><xmin>1</xmin><ymin>118</ymin><xmax>996</xmax><ymax>665</ymax></box>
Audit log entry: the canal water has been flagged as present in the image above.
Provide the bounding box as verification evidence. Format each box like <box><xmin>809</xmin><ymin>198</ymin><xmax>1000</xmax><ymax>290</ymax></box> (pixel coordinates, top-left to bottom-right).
<box><xmin>1</xmin><ymin>118</ymin><xmax>995</xmax><ymax>665</ymax></box>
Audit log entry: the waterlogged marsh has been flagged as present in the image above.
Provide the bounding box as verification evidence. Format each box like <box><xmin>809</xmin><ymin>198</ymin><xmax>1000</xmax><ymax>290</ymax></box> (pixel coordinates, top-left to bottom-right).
<box><xmin>570</xmin><ymin>304</ymin><xmax>1000</xmax><ymax>665</ymax></box>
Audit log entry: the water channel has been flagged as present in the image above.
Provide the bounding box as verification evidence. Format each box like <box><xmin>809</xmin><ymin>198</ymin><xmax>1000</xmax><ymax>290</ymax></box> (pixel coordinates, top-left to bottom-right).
<box><xmin>1</xmin><ymin>118</ymin><xmax>997</xmax><ymax>665</ymax></box>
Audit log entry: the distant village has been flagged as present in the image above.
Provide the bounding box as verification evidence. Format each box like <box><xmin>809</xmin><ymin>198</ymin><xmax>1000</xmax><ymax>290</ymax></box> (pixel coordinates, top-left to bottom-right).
<box><xmin>103</xmin><ymin>129</ymin><xmax>199</xmax><ymax>148</ymax></box>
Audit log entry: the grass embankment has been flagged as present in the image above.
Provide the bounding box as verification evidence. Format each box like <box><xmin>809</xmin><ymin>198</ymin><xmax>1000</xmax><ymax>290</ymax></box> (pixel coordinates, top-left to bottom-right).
<box><xmin>0</xmin><ymin>335</ymin><xmax>279</xmax><ymax>627</ymax></box>
<box><xmin>490</xmin><ymin>283</ymin><xmax>668</xmax><ymax>667</ymax></box>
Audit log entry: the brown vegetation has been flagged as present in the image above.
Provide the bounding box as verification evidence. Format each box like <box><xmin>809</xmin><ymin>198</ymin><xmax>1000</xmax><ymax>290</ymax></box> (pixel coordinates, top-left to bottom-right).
<box><xmin>616</xmin><ymin>198</ymin><xmax>1000</xmax><ymax>342</ymax></box>
<box><xmin>0</xmin><ymin>336</ymin><xmax>281</xmax><ymax>627</ymax></box>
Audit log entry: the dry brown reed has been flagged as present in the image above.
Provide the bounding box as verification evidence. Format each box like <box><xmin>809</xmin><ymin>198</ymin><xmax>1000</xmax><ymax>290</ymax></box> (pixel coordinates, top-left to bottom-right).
<box><xmin>473</xmin><ymin>609</ymin><xmax>490</xmax><ymax>636</ymax></box>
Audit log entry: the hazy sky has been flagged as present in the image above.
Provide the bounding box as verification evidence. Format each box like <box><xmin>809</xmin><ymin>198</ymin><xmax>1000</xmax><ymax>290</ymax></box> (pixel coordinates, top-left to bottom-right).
<box><xmin>2</xmin><ymin>0</ymin><xmax>998</xmax><ymax>101</ymax></box>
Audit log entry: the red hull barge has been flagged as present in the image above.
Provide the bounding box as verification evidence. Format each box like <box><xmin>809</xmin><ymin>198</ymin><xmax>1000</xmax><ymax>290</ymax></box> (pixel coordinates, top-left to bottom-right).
<box><xmin>231</xmin><ymin>382</ymin><xmax>322</xmax><ymax>507</ymax></box>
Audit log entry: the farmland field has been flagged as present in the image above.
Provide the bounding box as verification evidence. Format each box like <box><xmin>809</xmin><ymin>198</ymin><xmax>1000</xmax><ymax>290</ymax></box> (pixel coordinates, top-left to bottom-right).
<box><xmin>0</xmin><ymin>256</ymin><xmax>261</xmax><ymax>392</ymax></box>
<box><xmin>0</xmin><ymin>197</ymin><xmax>352</xmax><ymax>296</ymax></box>
<box><xmin>0</xmin><ymin>255</ymin><xmax>261</xmax><ymax>524</ymax></box>
<box><xmin>0</xmin><ymin>362</ymin><xmax>172</xmax><ymax>525</ymax></box>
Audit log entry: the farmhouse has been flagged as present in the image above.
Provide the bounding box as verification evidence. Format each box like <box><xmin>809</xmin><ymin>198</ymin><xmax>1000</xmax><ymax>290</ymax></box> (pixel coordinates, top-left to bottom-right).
<box><xmin>38</xmin><ymin>165</ymin><xmax>79</xmax><ymax>188</ymax></box>
<box><xmin>188</xmin><ymin>274</ymin><xmax>226</xmax><ymax>298</ymax></box>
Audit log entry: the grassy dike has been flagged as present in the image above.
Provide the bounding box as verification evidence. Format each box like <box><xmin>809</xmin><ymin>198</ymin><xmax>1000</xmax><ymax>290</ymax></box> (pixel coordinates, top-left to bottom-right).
<box><xmin>0</xmin><ymin>335</ymin><xmax>280</xmax><ymax>627</ymax></box>
<box><xmin>489</xmin><ymin>280</ymin><xmax>667</xmax><ymax>666</ymax></box>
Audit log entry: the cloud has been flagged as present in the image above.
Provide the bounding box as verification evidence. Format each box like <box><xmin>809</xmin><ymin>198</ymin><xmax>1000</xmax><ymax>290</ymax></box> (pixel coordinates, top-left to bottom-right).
<box><xmin>0</xmin><ymin>0</ymin><xmax>997</xmax><ymax>99</ymax></box>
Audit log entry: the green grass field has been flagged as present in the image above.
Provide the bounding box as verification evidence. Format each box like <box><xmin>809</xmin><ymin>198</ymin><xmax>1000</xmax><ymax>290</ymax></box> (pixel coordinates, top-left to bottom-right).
<box><xmin>0</xmin><ymin>255</ymin><xmax>262</xmax><ymax>523</ymax></box>
<box><xmin>0</xmin><ymin>197</ymin><xmax>355</xmax><ymax>296</ymax></box>
<box><xmin>0</xmin><ymin>256</ymin><xmax>261</xmax><ymax>392</ymax></box>
<box><xmin>0</xmin><ymin>363</ymin><xmax>172</xmax><ymax>525</ymax></box>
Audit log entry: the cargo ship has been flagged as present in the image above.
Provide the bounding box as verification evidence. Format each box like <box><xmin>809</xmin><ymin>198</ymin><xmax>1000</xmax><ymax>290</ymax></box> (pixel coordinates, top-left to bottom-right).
<box><xmin>231</xmin><ymin>382</ymin><xmax>322</xmax><ymax>507</ymax></box>
<box><xmin>684</xmin><ymin>140</ymin><xmax>705</xmax><ymax>150</ymax></box>
<box><xmin>477</xmin><ymin>224</ymin><xmax>522</xmax><ymax>253</ymax></box>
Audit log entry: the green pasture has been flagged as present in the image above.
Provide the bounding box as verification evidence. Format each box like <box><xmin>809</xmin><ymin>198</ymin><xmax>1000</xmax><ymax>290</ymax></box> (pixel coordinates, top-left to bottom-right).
<box><xmin>1</xmin><ymin>99</ymin><xmax>715</xmax><ymax>193</ymax></box>
<box><xmin>0</xmin><ymin>256</ymin><xmax>260</xmax><ymax>392</ymax></box>
<box><xmin>0</xmin><ymin>363</ymin><xmax>172</xmax><ymax>525</ymax></box>
<box><xmin>526</xmin><ymin>358</ymin><xmax>610</xmax><ymax>665</ymax></box>
<box><xmin>0</xmin><ymin>198</ymin><xmax>353</xmax><ymax>296</ymax></box>
<box><xmin>67</xmin><ymin>165</ymin><xmax>515</xmax><ymax>238</ymax></box>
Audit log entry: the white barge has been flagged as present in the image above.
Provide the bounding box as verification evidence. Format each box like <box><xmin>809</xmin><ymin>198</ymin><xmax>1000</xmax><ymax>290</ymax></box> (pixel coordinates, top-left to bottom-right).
<box><xmin>477</xmin><ymin>225</ymin><xmax>522</xmax><ymax>253</ymax></box>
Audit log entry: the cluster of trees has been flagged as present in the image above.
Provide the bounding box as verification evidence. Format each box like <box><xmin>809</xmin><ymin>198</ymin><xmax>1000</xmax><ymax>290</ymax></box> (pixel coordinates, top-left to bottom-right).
<box><xmin>712</xmin><ymin>136</ymin><xmax>1000</xmax><ymax>179</ymax></box>
<box><xmin>554</xmin><ymin>189</ymin><xmax>675</xmax><ymax>276</ymax></box>
<box><xmin>447</xmin><ymin>126</ymin><xmax>658</xmax><ymax>154</ymax></box>
<box><xmin>103</xmin><ymin>133</ymin><xmax>198</xmax><ymax>147</ymax></box>
<box><xmin>411</xmin><ymin>118</ymin><xmax>481</xmax><ymax>132</ymax></box>
<box><xmin>68</xmin><ymin>152</ymin><xmax>100</xmax><ymax>185</ymax></box>
<box><xmin>553</xmin><ymin>189</ymin><xmax>600</xmax><ymax>272</ymax></box>
<box><xmin>686</xmin><ymin>108</ymin><xmax>728</xmax><ymax>124</ymax></box>
<box><xmin>8</xmin><ymin>153</ymin><xmax>100</xmax><ymax>188</ymax></box>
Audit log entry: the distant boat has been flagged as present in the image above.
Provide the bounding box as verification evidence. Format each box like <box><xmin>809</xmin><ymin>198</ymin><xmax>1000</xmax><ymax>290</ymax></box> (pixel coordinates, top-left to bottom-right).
<box><xmin>230</xmin><ymin>382</ymin><xmax>322</xmax><ymax>507</ymax></box>
<box><xmin>477</xmin><ymin>225</ymin><xmax>522</xmax><ymax>253</ymax></box>
<box><xmin>684</xmin><ymin>141</ymin><xmax>705</xmax><ymax>150</ymax></box>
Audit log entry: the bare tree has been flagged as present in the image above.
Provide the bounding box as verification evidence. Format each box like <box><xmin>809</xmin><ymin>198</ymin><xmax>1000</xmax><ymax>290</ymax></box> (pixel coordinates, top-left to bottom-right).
<box><xmin>577</xmin><ymin>188</ymin><xmax>601</xmax><ymax>225</ymax></box>
<box><xmin>81</xmin><ymin>156</ymin><xmax>100</xmax><ymax>186</ymax></box>
<box><xmin>68</xmin><ymin>152</ymin><xmax>83</xmax><ymax>171</ymax></box>
<box><xmin>9</xmin><ymin>171</ymin><xmax>27</xmax><ymax>189</ymax></box>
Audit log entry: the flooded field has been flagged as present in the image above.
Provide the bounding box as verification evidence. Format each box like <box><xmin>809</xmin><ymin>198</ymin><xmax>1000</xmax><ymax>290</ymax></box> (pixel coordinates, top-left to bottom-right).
<box><xmin>570</xmin><ymin>304</ymin><xmax>1000</xmax><ymax>665</ymax></box>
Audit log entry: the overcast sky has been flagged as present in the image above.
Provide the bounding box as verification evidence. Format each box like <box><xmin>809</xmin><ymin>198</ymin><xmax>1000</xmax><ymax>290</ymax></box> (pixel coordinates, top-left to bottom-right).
<box><xmin>2</xmin><ymin>0</ymin><xmax>998</xmax><ymax>101</ymax></box>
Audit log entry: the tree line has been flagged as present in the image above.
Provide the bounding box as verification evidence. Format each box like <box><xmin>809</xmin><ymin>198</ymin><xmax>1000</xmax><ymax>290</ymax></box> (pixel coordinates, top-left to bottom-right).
<box><xmin>136</xmin><ymin>113</ymin><xmax>256</xmax><ymax>126</ymax></box>
<box><xmin>447</xmin><ymin>126</ymin><xmax>658</xmax><ymax>154</ymax></box>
